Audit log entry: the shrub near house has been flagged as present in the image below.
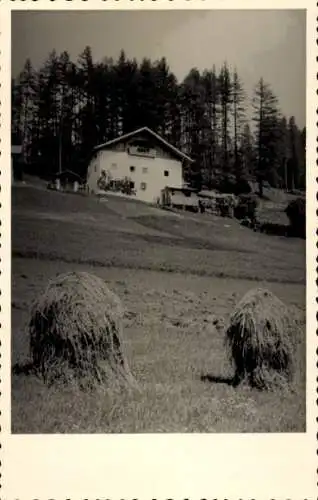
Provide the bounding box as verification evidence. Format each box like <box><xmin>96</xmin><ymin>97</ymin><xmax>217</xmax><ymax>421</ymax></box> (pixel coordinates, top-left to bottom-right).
<box><xmin>97</xmin><ymin>170</ymin><xmax>136</xmax><ymax>196</ymax></box>
<box><xmin>234</xmin><ymin>194</ymin><xmax>258</xmax><ymax>223</ymax></box>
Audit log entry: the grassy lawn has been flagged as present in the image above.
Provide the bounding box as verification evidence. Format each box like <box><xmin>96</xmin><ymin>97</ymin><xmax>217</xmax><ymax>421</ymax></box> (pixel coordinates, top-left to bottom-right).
<box><xmin>11</xmin><ymin>185</ymin><xmax>306</xmax><ymax>433</ymax></box>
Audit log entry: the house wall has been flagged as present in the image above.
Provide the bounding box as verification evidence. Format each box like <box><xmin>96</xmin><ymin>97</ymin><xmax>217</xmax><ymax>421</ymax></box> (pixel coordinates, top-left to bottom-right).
<box><xmin>87</xmin><ymin>145</ymin><xmax>183</xmax><ymax>203</ymax></box>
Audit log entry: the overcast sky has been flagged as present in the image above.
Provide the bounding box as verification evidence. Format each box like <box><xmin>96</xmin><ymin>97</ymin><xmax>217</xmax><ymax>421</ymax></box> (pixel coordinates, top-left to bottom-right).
<box><xmin>12</xmin><ymin>9</ymin><xmax>306</xmax><ymax>127</ymax></box>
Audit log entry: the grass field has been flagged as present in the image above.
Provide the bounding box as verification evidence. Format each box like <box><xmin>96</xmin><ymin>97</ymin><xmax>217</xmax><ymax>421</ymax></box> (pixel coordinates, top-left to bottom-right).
<box><xmin>11</xmin><ymin>184</ymin><xmax>306</xmax><ymax>433</ymax></box>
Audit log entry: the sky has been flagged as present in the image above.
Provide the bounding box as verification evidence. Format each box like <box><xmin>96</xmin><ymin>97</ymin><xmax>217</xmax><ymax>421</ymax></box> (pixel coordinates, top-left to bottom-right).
<box><xmin>12</xmin><ymin>10</ymin><xmax>306</xmax><ymax>127</ymax></box>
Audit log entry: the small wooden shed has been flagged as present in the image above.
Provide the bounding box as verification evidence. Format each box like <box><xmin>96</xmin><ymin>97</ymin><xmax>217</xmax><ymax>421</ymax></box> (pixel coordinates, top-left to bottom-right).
<box><xmin>51</xmin><ymin>170</ymin><xmax>83</xmax><ymax>193</ymax></box>
<box><xmin>11</xmin><ymin>144</ymin><xmax>23</xmax><ymax>182</ymax></box>
<box><xmin>161</xmin><ymin>186</ymin><xmax>200</xmax><ymax>212</ymax></box>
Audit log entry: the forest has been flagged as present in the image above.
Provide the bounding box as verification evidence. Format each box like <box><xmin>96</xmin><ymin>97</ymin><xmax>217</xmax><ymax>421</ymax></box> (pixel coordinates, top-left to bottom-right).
<box><xmin>11</xmin><ymin>46</ymin><xmax>306</xmax><ymax>196</ymax></box>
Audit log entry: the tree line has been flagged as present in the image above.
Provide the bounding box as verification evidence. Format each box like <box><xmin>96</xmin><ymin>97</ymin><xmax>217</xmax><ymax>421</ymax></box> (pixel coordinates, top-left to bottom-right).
<box><xmin>12</xmin><ymin>46</ymin><xmax>306</xmax><ymax>195</ymax></box>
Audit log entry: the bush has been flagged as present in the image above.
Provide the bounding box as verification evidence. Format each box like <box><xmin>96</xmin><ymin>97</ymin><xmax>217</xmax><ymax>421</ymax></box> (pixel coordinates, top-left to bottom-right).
<box><xmin>285</xmin><ymin>197</ymin><xmax>306</xmax><ymax>238</ymax></box>
<box><xmin>212</xmin><ymin>176</ymin><xmax>251</xmax><ymax>195</ymax></box>
<box><xmin>258</xmin><ymin>222</ymin><xmax>289</xmax><ymax>237</ymax></box>
<box><xmin>232</xmin><ymin>178</ymin><xmax>252</xmax><ymax>195</ymax></box>
<box><xmin>216</xmin><ymin>195</ymin><xmax>237</xmax><ymax>217</ymax></box>
<box><xmin>234</xmin><ymin>194</ymin><xmax>258</xmax><ymax>222</ymax></box>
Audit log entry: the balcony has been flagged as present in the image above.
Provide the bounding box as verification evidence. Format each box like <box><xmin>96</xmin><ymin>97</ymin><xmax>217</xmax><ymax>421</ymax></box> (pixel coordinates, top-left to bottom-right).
<box><xmin>128</xmin><ymin>145</ymin><xmax>156</xmax><ymax>159</ymax></box>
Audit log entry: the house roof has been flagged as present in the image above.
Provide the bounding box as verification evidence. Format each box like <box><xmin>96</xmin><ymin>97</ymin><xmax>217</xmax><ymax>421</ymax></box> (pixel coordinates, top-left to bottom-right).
<box><xmin>199</xmin><ymin>190</ymin><xmax>229</xmax><ymax>199</ymax></box>
<box><xmin>165</xmin><ymin>186</ymin><xmax>199</xmax><ymax>194</ymax></box>
<box><xmin>93</xmin><ymin>126</ymin><xmax>194</xmax><ymax>163</ymax></box>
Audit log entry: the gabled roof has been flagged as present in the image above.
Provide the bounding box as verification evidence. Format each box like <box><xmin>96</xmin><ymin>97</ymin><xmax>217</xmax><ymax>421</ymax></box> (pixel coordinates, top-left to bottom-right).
<box><xmin>54</xmin><ymin>169</ymin><xmax>82</xmax><ymax>181</ymax></box>
<box><xmin>93</xmin><ymin>126</ymin><xmax>193</xmax><ymax>163</ymax></box>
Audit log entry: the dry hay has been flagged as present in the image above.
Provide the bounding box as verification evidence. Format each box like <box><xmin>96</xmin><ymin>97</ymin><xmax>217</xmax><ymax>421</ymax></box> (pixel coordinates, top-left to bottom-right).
<box><xmin>225</xmin><ymin>288</ymin><xmax>297</xmax><ymax>391</ymax></box>
<box><xmin>29</xmin><ymin>271</ymin><xmax>137</xmax><ymax>389</ymax></box>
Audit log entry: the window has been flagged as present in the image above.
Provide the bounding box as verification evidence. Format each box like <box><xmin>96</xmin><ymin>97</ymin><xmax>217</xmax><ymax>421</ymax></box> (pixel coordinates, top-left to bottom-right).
<box><xmin>140</xmin><ymin>182</ymin><xmax>147</xmax><ymax>191</ymax></box>
<box><xmin>164</xmin><ymin>170</ymin><xmax>169</xmax><ymax>177</ymax></box>
<box><xmin>130</xmin><ymin>181</ymin><xmax>135</xmax><ymax>189</ymax></box>
<box><xmin>94</xmin><ymin>165</ymin><xmax>97</xmax><ymax>173</ymax></box>
<box><xmin>142</xmin><ymin>167</ymin><xmax>148</xmax><ymax>174</ymax></box>
<box><xmin>130</xmin><ymin>166</ymin><xmax>136</xmax><ymax>173</ymax></box>
<box><xmin>111</xmin><ymin>163</ymin><xmax>117</xmax><ymax>170</ymax></box>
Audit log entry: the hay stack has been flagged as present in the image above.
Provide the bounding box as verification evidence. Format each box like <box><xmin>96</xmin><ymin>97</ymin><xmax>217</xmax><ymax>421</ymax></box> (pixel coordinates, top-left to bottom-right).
<box><xmin>29</xmin><ymin>271</ymin><xmax>136</xmax><ymax>388</ymax></box>
<box><xmin>226</xmin><ymin>288</ymin><xmax>296</xmax><ymax>390</ymax></box>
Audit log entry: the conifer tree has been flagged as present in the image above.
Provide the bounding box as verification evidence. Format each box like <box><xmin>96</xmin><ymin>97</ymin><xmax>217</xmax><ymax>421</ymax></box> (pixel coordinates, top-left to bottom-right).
<box><xmin>232</xmin><ymin>68</ymin><xmax>246</xmax><ymax>184</ymax></box>
<box><xmin>252</xmin><ymin>78</ymin><xmax>281</xmax><ymax>196</ymax></box>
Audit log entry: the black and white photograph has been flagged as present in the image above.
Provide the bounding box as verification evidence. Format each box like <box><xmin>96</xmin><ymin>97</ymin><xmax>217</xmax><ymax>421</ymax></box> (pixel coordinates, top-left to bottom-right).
<box><xmin>11</xmin><ymin>9</ymin><xmax>307</xmax><ymax>434</ymax></box>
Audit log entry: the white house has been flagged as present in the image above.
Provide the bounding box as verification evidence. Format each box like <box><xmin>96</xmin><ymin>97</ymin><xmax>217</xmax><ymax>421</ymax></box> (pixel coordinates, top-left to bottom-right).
<box><xmin>86</xmin><ymin>127</ymin><xmax>193</xmax><ymax>203</ymax></box>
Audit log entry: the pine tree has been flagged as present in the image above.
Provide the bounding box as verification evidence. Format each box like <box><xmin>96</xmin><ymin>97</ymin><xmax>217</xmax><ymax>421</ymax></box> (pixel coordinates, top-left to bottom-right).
<box><xmin>11</xmin><ymin>77</ymin><xmax>23</xmax><ymax>144</ymax></box>
<box><xmin>135</xmin><ymin>58</ymin><xmax>157</xmax><ymax>130</ymax></box>
<box><xmin>15</xmin><ymin>59</ymin><xmax>37</xmax><ymax>166</ymax></box>
<box><xmin>180</xmin><ymin>68</ymin><xmax>208</xmax><ymax>188</ymax></box>
<box><xmin>35</xmin><ymin>50</ymin><xmax>66</xmax><ymax>176</ymax></box>
<box><xmin>268</xmin><ymin>116</ymin><xmax>286</xmax><ymax>190</ymax></box>
<box><xmin>113</xmin><ymin>51</ymin><xmax>146</xmax><ymax>135</ymax></box>
<box><xmin>287</xmin><ymin>116</ymin><xmax>302</xmax><ymax>190</ymax></box>
<box><xmin>299</xmin><ymin>126</ymin><xmax>306</xmax><ymax>189</ymax></box>
<box><xmin>56</xmin><ymin>51</ymin><xmax>77</xmax><ymax>173</ymax></box>
<box><xmin>202</xmin><ymin>67</ymin><xmax>220</xmax><ymax>187</ymax></box>
<box><xmin>239</xmin><ymin>123</ymin><xmax>255</xmax><ymax>181</ymax></box>
<box><xmin>116</xmin><ymin>50</ymin><xmax>131</xmax><ymax>135</ymax></box>
<box><xmin>76</xmin><ymin>46</ymin><xmax>99</xmax><ymax>170</ymax></box>
<box><xmin>252</xmin><ymin>78</ymin><xmax>281</xmax><ymax>196</ymax></box>
<box><xmin>167</xmin><ymin>75</ymin><xmax>182</xmax><ymax>149</ymax></box>
<box><xmin>232</xmin><ymin>68</ymin><xmax>246</xmax><ymax>184</ymax></box>
<box><xmin>153</xmin><ymin>57</ymin><xmax>179</xmax><ymax>142</ymax></box>
<box><xmin>94</xmin><ymin>60</ymin><xmax>113</xmax><ymax>143</ymax></box>
<box><xmin>218</xmin><ymin>62</ymin><xmax>232</xmax><ymax>179</ymax></box>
